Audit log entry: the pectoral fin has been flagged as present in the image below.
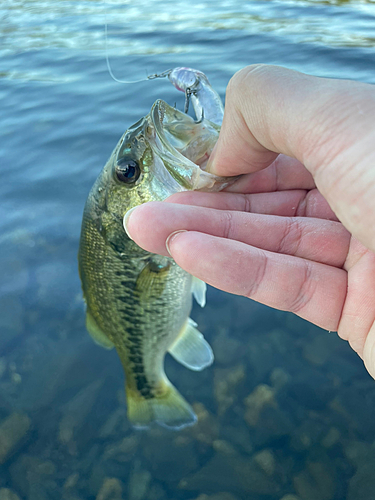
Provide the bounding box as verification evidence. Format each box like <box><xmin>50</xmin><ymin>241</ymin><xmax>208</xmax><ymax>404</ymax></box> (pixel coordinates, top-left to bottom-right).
<box><xmin>86</xmin><ymin>311</ymin><xmax>114</xmax><ymax>350</ymax></box>
<box><xmin>168</xmin><ymin>318</ymin><xmax>213</xmax><ymax>371</ymax></box>
<box><xmin>192</xmin><ymin>277</ymin><xmax>206</xmax><ymax>307</ymax></box>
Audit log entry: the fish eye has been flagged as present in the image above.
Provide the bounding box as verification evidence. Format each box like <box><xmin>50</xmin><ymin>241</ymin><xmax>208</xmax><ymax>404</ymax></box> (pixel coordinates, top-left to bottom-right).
<box><xmin>115</xmin><ymin>159</ymin><xmax>141</xmax><ymax>184</ymax></box>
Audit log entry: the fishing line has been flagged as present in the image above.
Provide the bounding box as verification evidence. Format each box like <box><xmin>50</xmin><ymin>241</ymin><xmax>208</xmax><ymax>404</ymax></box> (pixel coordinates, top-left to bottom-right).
<box><xmin>105</xmin><ymin>19</ymin><xmax>171</xmax><ymax>84</ymax></box>
<box><xmin>105</xmin><ymin>20</ymin><xmax>149</xmax><ymax>84</ymax></box>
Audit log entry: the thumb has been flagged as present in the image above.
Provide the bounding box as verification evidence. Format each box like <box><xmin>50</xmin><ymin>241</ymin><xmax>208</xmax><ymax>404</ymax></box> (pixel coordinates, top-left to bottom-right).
<box><xmin>207</xmin><ymin>64</ymin><xmax>375</xmax><ymax>252</ymax></box>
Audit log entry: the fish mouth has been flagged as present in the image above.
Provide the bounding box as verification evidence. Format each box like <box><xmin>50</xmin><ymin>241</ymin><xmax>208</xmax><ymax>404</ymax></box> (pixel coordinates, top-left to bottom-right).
<box><xmin>148</xmin><ymin>99</ymin><xmax>236</xmax><ymax>191</ymax></box>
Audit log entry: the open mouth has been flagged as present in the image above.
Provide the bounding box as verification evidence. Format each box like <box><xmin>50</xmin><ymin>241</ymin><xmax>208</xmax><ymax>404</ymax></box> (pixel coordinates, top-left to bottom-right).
<box><xmin>149</xmin><ymin>99</ymin><xmax>234</xmax><ymax>191</ymax></box>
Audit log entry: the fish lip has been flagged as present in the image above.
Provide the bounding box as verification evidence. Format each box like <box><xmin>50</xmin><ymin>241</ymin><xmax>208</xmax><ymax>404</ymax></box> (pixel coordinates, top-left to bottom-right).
<box><xmin>149</xmin><ymin>99</ymin><xmax>200</xmax><ymax>189</ymax></box>
<box><xmin>150</xmin><ymin>99</ymin><xmax>194</xmax><ymax>162</ymax></box>
<box><xmin>149</xmin><ymin>99</ymin><xmax>238</xmax><ymax>192</ymax></box>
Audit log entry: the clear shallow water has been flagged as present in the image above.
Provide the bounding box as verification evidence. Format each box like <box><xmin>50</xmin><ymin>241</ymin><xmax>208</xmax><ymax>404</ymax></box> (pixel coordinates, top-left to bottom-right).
<box><xmin>1</xmin><ymin>1</ymin><xmax>375</xmax><ymax>499</ymax></box>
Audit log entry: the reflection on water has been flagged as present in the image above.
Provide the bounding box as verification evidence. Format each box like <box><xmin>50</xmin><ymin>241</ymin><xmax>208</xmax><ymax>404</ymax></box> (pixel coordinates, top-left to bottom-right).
<box><xmin>1</xmin><ymin>0</ymin><xmax>375</xmax><ymax>498</ymax></box>
<box><xmin>1</xmin><ymin>0</ymin><xmax>375</xmax><ymax>58</ymax></box>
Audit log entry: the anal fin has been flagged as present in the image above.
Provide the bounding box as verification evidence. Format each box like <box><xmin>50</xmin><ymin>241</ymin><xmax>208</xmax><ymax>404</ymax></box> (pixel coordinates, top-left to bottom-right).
<box><xmin>86</xmin><ymin>310</ymin><xmax>114</xmax><ymax>350</ymax></box>
<box><xmin>168</xmin><ymin>318</ymin><xmax>214</xmax><ymax>371</ymax></box>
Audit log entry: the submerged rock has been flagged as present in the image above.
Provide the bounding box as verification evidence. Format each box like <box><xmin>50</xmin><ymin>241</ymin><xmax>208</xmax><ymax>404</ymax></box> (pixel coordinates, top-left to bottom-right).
<box><xmin>179</xmin><ymin>449</ymin><xmax>280</xmax><ymax>496</ymax></box>
<box><xmin>189</xmin><ymin>494</ymin><xmax>239</xmax><ymax>500</ymax></box>
<box><xmin>347</xmin><ymin>461</ymin><xmax>375</xmax><ymax>500</ymax></box>
<box><xmin>220</xmin><ymin>425</ymin><xmax>253</xmax><ymax>456</ymax></box>
<box><xmin>128</xmin><ymin>463</ymin><xmax>151</xmax><ymax>500</ymax></box>
<box><xmin>103</xmin><ymin>435</ymin><xmax>139</xmax><ymax>463</ymax></box>
<box><xmin>214</xmin><ymin>365</ymin><xmax>245</xmax><ymax>416</ymax></box>
<box><xmin>243</xmin><ymin>384</ymin><xmax>276</xmax><ymax>427</ymax></box>
<box><xmin>290</xmin><ymin>419</ymin><xmax>326</xmax><ymax>452</ymax></box>
<box><xmin>293</xmin><ymin>461</ymin><xmax>335</xmax><ymax>500</ymax></box>
<box><xmin>269</xmin><ymin>367</ymin><xmax>290</xmax><ymax>391</ymax></box>
<box><xmin>0</xmin><ymin>295</ymin><xmax>24</xmax><ymax>352</ymax></box>
<box><xmin>253</xmin><ymin>449</ymin><xmax>276</xmax><ymax>476</ymax></box>
<box><xmin>212</xmin><ymin>440</ymin><xmax>237</xmax><ymax>456</ymax></box>
<box><xmin>345</xmin><ymin>441</ymin><xmax>375</xmax><ymax>500</ymax></box>
<box><xmin>0</xmin><ymin>413</ymin><xmax>30</xmax><ymax>464</ymax></box>
<box><xmin>9</xmin><ymin>455</ymin><xmax>57</xmax><ymax>500</ymax></box>
<box><xmin>63</xmin><ymin>472</ymin><xmax>80</xmax><ymax>490</ymax></box>
<box><xmin>212</xmin><ymin>328</ymin><xmax>243</xmax><ymax>366</ymax></box>
<box><xmin>320</xmin><ymin>427</ymin><xmax>340</xmax><ymax>449</ymax></box>
<box><xmin>188</xmin><ymin>403</ymin><xmax>219</xmax><ymax>446</ymax></box>
<box><xmin>142</xmin><ymin>429</ymin><xmax>199</xmax><ymax>481</ymax></box>
<box><xmin>302</xmin><ymin>332</ymin><xmax>338</xmax><ymax>366</ymax></box>
<box><xmin>98</xmin><ymin>407</ymin><xmax>128</xmax><ymax>439</ymax></box>
<box><xmin>145</xmin><ymin>483</ymin><xmax>166</xmax><ymax>500</ymax></box>
<box><xmin>58</xmin><ymin>379</ymin><xmax>104</xmax><ymax>451</ymax></box>
<box><xmin>343</xmin><ymin>440</ymin><xmax>374</xmax><ymax>469</ymax></box>
<box><xmin>96</xmin><ymin>478</ymin><xmax>123</xmax><ymax>500</ymax></box>
<box><xmin>0</xmin><ymin>489</ymin><xmax>21</xmax><ymax>500</ymax></box>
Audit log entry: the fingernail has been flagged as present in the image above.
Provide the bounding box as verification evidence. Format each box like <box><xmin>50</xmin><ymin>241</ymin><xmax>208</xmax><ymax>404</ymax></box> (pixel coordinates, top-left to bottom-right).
<box><xmin>166</xmin><ymin>230</ymin><xmax>187</xmax><ymax>256</ymax></box>
<box><xmin>123</xmin><ymin>206</ymin><xmax>137</xmax><ymax>240</ymax></box>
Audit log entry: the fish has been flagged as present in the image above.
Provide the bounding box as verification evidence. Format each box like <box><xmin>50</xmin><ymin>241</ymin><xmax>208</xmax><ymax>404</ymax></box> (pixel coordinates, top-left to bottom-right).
<box><xmin>78</xmin><ymin>68</ymin><xmax>231</xmax><ymax>429</ymax></box>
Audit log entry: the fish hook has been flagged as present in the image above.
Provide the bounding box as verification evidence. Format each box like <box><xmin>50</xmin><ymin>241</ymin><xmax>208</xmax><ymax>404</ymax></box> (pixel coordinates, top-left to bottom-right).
<box><xmin>195</xmin><ymin>108</ymin><xmax>205</xmax><ymax>124</ymax></box>
<box><xmin>184</xmin><ymin>86</ymin><xmax>198</xmax><ymax>114</ymax></box>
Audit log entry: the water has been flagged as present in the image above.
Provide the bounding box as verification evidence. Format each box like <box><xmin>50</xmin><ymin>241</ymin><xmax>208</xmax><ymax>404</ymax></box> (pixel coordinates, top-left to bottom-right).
<box><xmin>1</xmin><ymin>0</ymin><xmax>375</xmax><ymax>498</ymax></box>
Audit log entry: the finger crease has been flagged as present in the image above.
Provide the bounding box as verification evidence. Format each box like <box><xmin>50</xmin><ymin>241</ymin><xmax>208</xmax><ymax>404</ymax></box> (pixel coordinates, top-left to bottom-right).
<box><xmin>222</xmin><ymin>211</ymin><xmax>234</xmax><ymax>240</ymax></box>
<box><xmin>277</xmin><ymin>218</ymin><xmax>304</xmax><ymax>256</ymax></box>
<box><xmin>242</xmin><ymin>194</ymin><xmax>252</xmax><ymax>213</ymax></box>
<box><xmin>288</xmin><ymin>260</ymin><xmax>317</xmax><ymax>313</ymax></box>
<box><xmin>244</xmin><ymin>249</ymin><xmax>268</xmax><ymax>299</ymax></box>
<box><xmin>273</xmin><ymin>160</ymin><xmax>279</xmax><ymax>191</ymax></box>
<box><xmin>295</xmin><ymin>191</ymin><xmax>312</xmax><ymax>217</ymax></box>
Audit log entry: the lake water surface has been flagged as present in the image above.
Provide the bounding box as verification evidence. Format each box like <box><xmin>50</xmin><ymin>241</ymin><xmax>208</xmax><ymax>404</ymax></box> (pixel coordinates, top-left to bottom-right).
<box><xmin>1</xmin><ymin>1</ymin><xmax>375</xmax><ymax>499</ymax></box>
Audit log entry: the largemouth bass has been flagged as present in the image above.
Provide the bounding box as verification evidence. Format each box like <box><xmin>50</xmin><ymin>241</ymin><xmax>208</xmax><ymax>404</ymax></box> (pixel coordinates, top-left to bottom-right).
<box><xmin>78</xmin><ymin>68</ymin><xmax>230</xmax><ymax>429</ymax></box>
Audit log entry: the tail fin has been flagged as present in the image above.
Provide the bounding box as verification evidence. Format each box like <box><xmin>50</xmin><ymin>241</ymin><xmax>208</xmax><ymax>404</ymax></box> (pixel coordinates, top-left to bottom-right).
<box><xmin>125</xmin><ymin>382</ymin><xmax>197</xmax><ymax>430</ymax></box>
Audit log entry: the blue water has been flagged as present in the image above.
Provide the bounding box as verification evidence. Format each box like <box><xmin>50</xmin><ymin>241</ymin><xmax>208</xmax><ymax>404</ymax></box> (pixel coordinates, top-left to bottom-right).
<box><xmin>1</xmin><ymin>1</ymin><xmax>375</xmax><ymax>499</ymax></box>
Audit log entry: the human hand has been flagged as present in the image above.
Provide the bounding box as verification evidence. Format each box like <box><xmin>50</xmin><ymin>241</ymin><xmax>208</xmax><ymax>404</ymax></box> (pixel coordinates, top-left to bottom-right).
<box><xmin>124</xmin><ymin>65</ymin><xmax>375</xmax><ymax>379</ymax></box>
